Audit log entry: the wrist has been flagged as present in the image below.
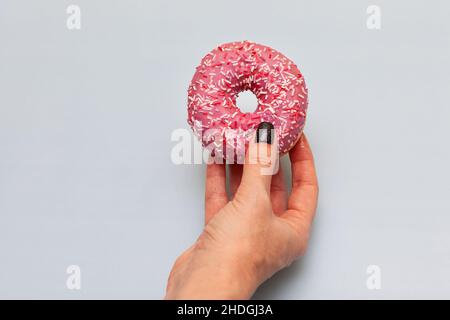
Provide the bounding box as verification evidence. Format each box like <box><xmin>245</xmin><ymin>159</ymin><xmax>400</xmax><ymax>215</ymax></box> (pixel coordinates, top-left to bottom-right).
<box><xmin>165</xmin><ymin>250</ymin><xmax>259</xmax><ymax>299</ymax></box>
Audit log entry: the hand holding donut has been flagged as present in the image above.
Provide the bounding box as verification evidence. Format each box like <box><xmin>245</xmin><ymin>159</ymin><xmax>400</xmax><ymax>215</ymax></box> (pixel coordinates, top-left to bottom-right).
<box><xmin>165</xmin><ymin>125</ymin><xmax>318</xmax><ymax>299</ymax></box>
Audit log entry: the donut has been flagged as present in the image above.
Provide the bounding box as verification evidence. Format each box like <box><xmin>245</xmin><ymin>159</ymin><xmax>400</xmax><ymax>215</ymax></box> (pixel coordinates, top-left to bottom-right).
<box><xmin>187</xmin><ymin>41</ymin><xmax>308</xmax><ymax>162</ymax></box>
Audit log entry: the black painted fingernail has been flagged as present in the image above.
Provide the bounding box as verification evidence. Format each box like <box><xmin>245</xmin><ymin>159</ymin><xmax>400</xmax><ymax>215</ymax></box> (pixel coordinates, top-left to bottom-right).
<box><xmin>256</xmin><ymin>122</ymin><xmax>274</xmax><ymax>144</ymax></box>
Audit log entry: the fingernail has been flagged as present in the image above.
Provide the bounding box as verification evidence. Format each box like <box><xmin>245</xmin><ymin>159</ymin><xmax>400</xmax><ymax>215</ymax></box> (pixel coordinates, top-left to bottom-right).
<box><xmin>256</xmin><ymin>122</ymin><xmax>274</xmax><ymax>144</ymax></box>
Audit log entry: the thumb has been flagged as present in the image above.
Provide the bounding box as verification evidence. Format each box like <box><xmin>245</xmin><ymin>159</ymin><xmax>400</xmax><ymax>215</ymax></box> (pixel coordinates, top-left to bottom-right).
<box><xmin>239</xmin><ymin>122</ymin><xmax>279</xmax><ymax>196</ymax></box>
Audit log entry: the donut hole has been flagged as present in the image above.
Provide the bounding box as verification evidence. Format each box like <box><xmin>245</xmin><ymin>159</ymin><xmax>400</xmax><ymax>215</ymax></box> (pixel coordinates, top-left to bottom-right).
<box><xmin>236</xmin><ymin>90</ymin><xmax>259</xmax><ymax>114</ymax></box>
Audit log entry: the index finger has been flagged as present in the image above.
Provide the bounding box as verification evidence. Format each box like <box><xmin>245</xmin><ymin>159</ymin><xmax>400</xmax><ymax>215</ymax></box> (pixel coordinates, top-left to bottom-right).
<box><xmin>282</xmin><ymin>134</ymin><xmax>318</xmax><ymax>234</ymax></box>
<box><xmin>205</xmin><ymin>163</ymin><xmax>228</xmax><ymax>225</ymax></box>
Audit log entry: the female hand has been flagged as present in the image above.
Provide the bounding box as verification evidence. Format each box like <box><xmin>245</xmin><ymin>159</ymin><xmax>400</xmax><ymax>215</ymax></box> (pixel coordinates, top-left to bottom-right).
<box><xmin>165</xmin><ymin>122</ymin><xmax>318</xmax><ymax>299</ymax></box>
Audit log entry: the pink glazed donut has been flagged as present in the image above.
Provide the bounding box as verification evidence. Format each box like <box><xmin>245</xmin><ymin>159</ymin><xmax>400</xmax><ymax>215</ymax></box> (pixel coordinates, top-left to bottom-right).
<box><xmin>187</xmin><ymin>41</ymin><xmax>308</xmax><ymax>161</ymax></box>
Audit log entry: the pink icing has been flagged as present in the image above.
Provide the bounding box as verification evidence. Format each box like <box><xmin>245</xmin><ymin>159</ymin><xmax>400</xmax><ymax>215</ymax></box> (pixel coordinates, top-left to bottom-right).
<box><xmin>187</xmin><ymin>41</ymin><xmax>308</xmax><ymax>162</ymax></box>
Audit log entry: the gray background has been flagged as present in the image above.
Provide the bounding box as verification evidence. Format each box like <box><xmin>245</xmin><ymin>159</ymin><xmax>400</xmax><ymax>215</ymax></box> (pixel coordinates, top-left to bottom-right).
<box><xmin>0</xmin><ymin>0</ymin><xmax>449</xmax><ymax>299</ymax></box>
